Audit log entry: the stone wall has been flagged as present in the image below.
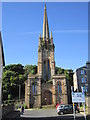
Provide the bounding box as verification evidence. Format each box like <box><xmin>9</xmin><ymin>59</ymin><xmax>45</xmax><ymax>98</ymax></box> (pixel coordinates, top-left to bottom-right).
<box><xmin>42</xmin><ymin>83</ymin><xmax>53</xmax><ymax>105</ymax></box>
<box><xmin>25</xmin><ymin>75</ymin><xmax>42</xmax><ymax>108</ymax></box>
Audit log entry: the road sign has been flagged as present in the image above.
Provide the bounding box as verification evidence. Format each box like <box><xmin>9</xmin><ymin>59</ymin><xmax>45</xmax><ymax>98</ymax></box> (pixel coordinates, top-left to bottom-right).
<box><xmin>72</xmin><ymin>92</ymin><xmax>85</xmax><ymax>103</ymax></box>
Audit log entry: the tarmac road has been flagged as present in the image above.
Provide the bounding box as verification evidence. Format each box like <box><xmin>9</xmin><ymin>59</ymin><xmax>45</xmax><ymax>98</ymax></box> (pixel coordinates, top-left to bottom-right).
<box><xmin>2</xmin><ymin>108</ymin><xmax>89</xmax><ymax>120</ymax></box>
<box><xmin>21</xmin><ymin>108</ymin><xmax>83</xmax><ymax>118</ymax></box>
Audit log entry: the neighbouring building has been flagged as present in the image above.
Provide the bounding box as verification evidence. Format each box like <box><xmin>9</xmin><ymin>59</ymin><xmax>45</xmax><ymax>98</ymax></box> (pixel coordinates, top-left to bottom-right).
<box><xmin>0</xmin><ymin>31</ymin><xmax>5</xmax><ymax>119</ymax></box>
<box><xmin>25</xmin><ymin>5</ymin><xmax>68</xmax><ymax>108</ymax></box>
<box><xmin>86</xmin><ymin>61</ymin><xmax>90</xmax><ymax>112</ymax></box>
<box><xmin>73</xmin><ymin>66</ymin><xmax>88</xmax><ymax>94</ymax></box>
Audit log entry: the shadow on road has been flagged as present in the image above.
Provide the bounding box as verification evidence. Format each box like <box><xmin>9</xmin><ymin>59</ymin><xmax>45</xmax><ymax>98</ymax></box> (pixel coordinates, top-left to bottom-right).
<box><xmin>2</xmin><ymin>115</ymin><xmax>90</xmax><ymax>120</ymax></box>
<box><xmin>2</xmin><ymin>110</ymin><xmax>21</xmax><ymax>119</ymax></box>
<box><xmin>2</xmin><ymin>109</ymin><xmax>90</xmax><ymax>120</ymax></box>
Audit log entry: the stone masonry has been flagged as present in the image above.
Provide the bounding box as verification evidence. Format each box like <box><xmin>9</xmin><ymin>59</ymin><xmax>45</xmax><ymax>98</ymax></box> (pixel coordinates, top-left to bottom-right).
<box><xmin>25</xmin><ymin>5</ymin><xmax>68</xmax><ymax>108</ymax></box>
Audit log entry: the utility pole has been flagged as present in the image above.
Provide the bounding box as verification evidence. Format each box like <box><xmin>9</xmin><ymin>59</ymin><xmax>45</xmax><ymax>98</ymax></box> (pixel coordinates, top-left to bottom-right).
<box><xmin>13</xmin><ymin>83</ymin><xmax>21</xmax><ymax>100</ymax></box>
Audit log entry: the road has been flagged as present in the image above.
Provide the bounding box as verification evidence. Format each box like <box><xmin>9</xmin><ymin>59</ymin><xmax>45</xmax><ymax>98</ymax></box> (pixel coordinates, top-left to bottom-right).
<box><xmin>21</xmin><ymin>108</ymin><xmax>83</xmax><ymax>118</ymax></box>
<box><xmin>2</xmin><ymin>108</ymin><xmax>89</xmax><ymax>120</ymax></box>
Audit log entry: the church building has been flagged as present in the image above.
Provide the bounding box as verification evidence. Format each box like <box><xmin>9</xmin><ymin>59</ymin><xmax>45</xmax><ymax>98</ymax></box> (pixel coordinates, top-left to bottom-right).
<box><xmin>25</xmin><ymin>5</ymin><xmax>68</xmax><ymax>108</ymax></box>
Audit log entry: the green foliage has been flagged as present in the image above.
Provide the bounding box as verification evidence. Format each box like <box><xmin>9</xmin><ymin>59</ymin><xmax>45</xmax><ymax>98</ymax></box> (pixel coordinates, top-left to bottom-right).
<box><xmin>2</xmin><ymin>64</ymin><xmax>26</xmax><ymax>101</ymax></box>
<box><xmin>23</xmin><ymin>103</ymin><xmax>27</xmax><ymax>109</ymax></box>
<box><xmin>15</xmin><ymin>103</ymin><xmax>21</xmax><ymax>109</ymax></box>
<box><xmin>2</xmin><ymin>63</ymin><xmax>73</xmax><ymax>102</ymax></box>
<box><xmin>55</xmin><ymin>66</ymin><xmax>73</xmax><ymax>86</ymax></box>
<box><xmin>2</xmin><ymin>64</ymin><xmax>37</xmax><ymax>102</ymax></box>
<box><xmin>24</xmin><ymin>65</ymin><xmax>37</xmax><ymax>78</ymax></box>
<box><xmin>8</xmin><ymin>94</ymin><xmax>12</xmax><ymax>100</ymax></box>
<box><xmin>4</xmin><ymin>100</ymin><xmax>8</xmax><ymax>104</ymax></box>
<box><xmin>55</xmin><ymin>67</ymin><xmax>64</xmax><ymax>74</ymax></box>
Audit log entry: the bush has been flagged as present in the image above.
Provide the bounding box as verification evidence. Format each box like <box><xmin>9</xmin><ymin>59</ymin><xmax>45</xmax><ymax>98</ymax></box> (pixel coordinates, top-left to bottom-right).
<box><xmin>23</xmin><ymin>103</ymin><xmax>27</xmax><ymax>109</ymax></box>
<box><xmin>8</xmin><ymin>100</ymin><xmax>11</xmax><ymax>103</ymax></box>
<box><xmin>16</xmin><ymin>103</ymin><xmax>20</xmax><ymax>109</ymax></box>
<box><xmin>4</xmin><ymin>100</ymin><xmax>12</xmax><ymax>105</ymax></box>
<box><xmin>8</xmin><ymin>94</ymin><xmax>12</xmax><ymax>100</ymax></box>
<box><xmin>4</xmin><ymin>100</ymin><xmax>8</xmax><ymax>104</ymax></box>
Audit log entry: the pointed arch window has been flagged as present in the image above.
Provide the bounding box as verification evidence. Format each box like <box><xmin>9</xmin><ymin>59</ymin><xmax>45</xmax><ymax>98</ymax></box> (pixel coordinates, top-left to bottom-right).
<box><xmin>44</xmin><ymin>61</ymin><xmax>46</xmax><ymax>80</ymax></box>
<box><xmin>48</xmin><ymin>59</ymin><xmax>50</xmax><ymax>80</ymax></box>
<box><xmin>58</xmin><ymin>82</ymin><xmax>62</xmax><ymax>93</ymax></box>
<box><xmin>32</xmin><ymin>83</ymin><xmax>37</xmax><ymax>94</ymax></box>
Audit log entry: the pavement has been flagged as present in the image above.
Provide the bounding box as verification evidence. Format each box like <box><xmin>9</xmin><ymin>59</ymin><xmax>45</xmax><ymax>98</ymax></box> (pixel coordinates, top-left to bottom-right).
<box><xmin>2</xmin><ymin>108</ymin><xmax>89</xmax><ymax>120</ymax></box>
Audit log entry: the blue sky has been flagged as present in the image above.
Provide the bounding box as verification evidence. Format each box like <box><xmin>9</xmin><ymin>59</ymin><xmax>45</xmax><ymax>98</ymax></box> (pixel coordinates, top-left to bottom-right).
<box><xmin>2</xmin><ymin>2</ymin><xmax>88</xmax><ymax>70</ymax></box>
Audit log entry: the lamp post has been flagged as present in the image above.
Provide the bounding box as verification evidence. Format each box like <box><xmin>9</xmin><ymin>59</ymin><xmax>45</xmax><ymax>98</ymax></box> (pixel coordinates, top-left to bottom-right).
<box><xmin>13</xmin><ymin>83</ymin><xmax>21</xmax><ymax>100</ymax></box>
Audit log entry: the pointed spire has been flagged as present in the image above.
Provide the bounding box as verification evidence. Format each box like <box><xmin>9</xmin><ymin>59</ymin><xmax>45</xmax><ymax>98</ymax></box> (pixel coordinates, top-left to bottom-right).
<box><xmin>51</xmin><ymin>31</ymin><xmax>53</xmax><ymax>38</ymax></box>
<box><xmin>39</xmin><ymin>32</ymin><xmax>42</xmax><ymax>46</ymax></box>
<box><xmin>45</xmin><ymin>4</ymin><xmax>46</xmax><ymax>10</ymax></box>
<box><xmin>39</xmin><ymin>32</ymin><xmax>41</xmax><ymax>38</ymax></box>
<box><xmin>42</xmin><ymin>4</ymin><xmax>49</xmax><ymax>41</ymax></box>
<box><xmin>50</xmin><ymin>31</ymin><xmax>53</xmax><ymax>45</ymax></box>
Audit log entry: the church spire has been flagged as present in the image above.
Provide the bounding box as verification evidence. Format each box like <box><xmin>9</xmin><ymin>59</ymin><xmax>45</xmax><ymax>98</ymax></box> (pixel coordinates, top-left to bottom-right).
<box><xmin>50</xmin><ymin>31</ymin><xmax>53</xmax><ymax>45</ymax></box>
<box><xmin>51</xmin><ymin>31</ymin><xmax>53</xmax><ymax>39</ymax></box>
<box><xmin>42</xmin><ymin>4</ymin><xmax>49</xmax><ymax>41</ymax></box>
<box><xmin>39</xmin><ymin>32</ymin><xmax>42</xmax><ymax>46</ymax></box>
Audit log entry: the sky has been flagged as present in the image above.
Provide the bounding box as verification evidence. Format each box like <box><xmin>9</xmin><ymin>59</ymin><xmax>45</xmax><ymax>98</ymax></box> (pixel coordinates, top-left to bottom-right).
<box><xmin>2</xmin><ymin>2</ymin><xmax>88</xmax><ymax>70</ymax></box>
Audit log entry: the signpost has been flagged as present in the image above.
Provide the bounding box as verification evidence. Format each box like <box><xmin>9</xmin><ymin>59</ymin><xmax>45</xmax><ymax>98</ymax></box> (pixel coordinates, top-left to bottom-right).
<box><xmin>72</xmin><ymin>92</ymin><xmax>85</xmax><ymax>103</ymax></box>
<box><xmin>72</xmin><ymin>91</ymin><xmax>86</xmax><ymax>120</ymax></box>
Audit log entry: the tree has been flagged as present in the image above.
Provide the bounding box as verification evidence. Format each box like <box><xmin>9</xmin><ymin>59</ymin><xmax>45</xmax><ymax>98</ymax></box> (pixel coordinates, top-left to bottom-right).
<box><xmin>24</xmin><ymin>65</ymin><xmax>37</xmax><ymax>78</ymax></box>
<box><xmin>2</xmin><ymin>64</ymin><xmax>26</xmax><ymax>100</ymax></box>
<box><xmin>55</xmin><ymin>67</ymin><xmax>64</xmax><ymax>74</ymax></box>
<box><xmin>55</xmin><ymin>66</ymin><xmax>73</xmax><ymax>86</ymax></box>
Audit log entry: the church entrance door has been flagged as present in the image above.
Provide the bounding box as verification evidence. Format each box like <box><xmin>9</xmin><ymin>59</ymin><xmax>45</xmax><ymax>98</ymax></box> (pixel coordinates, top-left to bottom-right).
<box><xmin>44</xmin><ymin>90</ymin><xmax>52</xmax><ymax>105</ymax></box>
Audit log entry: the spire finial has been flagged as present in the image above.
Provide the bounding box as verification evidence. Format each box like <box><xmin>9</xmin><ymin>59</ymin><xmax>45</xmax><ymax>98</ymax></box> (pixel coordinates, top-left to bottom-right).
<box><xmin>39</xmin><ymin>32</ymin><xmax>41</xmax><ymax>38</ymax></box>
<box><xmin>43</xmin><ymin>4</ymin><xmax>49</xmax><ymax>40</ymax></box>
<box><xmin>45</xmin><ymin>4</ymin><xmax>46</xmax><ymax>10</ymax></box>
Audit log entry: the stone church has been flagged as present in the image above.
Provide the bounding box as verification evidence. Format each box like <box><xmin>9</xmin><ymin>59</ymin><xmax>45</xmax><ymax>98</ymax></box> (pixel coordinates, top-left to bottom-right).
<box><xmin>25</xmin><ymin>5</ymin><xmax>68</xmax><ymax>108</ymax></box>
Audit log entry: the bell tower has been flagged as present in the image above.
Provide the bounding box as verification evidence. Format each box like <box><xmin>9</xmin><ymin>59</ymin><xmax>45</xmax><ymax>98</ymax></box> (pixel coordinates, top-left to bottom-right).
<box><xmin>38</xmin><ymin>5</ymin><xmax>55</xmax><ymax>81</ymax></box>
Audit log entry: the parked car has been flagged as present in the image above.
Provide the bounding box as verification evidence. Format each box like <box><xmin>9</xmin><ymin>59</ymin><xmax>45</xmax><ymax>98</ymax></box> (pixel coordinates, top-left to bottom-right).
<box><xmin>57</xmin><ymin>104</ymin><xmax>80</xmax><ymax>115</ymax></box>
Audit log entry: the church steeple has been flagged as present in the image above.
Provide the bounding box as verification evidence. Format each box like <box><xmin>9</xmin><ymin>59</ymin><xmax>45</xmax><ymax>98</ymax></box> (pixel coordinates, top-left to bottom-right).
<box><xmin>39</xmin><ymin>32</ymin><xmax>42</xmax><ymax>46</ymax></box>
<box><xmin>38</xmin><ymin>4</ymin><xmax>55</xmax><ymax>81</ymax></box>
<box><xmin>42</xmin><ymin>4</ymin><xmax>49</xmax><ymax>41</ymax></box>
<box><xmin>50</xmin><ymin>31</ymin><xmax>53</xmax><ymax>45</ymax></box>
<box><xmin>51</xmin><ymin>31</ymin><xmax>53</xmax><ymax>39</ymax></box>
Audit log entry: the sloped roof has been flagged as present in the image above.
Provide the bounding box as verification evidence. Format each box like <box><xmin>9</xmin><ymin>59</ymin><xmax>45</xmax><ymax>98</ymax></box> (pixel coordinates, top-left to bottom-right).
<box><xmin>0</xmin><ymin>31</ymin><xmax>5</xmax><ymax>66</ymax></box>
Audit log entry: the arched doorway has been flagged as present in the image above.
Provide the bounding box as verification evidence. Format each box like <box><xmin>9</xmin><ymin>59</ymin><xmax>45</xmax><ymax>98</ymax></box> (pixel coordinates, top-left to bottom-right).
<box><xmin>44</xmin><ymin>90</ymin><xmax>52</xmax><ymax>105</ymax></box>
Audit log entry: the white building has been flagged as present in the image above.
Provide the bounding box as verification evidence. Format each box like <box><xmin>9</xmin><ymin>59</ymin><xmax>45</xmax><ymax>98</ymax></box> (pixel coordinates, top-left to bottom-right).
<box><xmin>73</xmin><ymin>66</ymin><xmax>88</xmax><ymax>93</ymax></box>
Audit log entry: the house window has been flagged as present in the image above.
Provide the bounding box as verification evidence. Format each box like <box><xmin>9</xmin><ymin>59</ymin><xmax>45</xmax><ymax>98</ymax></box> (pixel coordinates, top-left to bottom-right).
<box><xmin>58</xmin><ymin>82</ymin><xmax>62</xmax><ymax>93</ymax></box>
<box><xmin>32</xmin><ymin>84</ymin><xmax>37</xmax><ymax>94</ymax></box>
<box><xmin>85</xmin><ymin>78</ymin><xmax>87</xmax><ymax>83</ymax></box>
<box><xmin>81</xmin><ymin>70</ymin><xmax>83</xmax><ymax>75</ymax></box>
<box><xmin>84</xmin><ymin>70</ymin><xmax>86</xmax><ymax>75</ymax></box>
<box><xmin>86</xmin><ymin>86</ymin><xmax>88</xmax><ymax>92</ymax></box>
<box><xmin>81</xmin><ymin>78</ymin><xmax>84</xmax><ymax>83</ymax></box>
<box><xmin>82</xmin><ymin>87</ymin><xmax>85</xmax><ymax>92</ymax></box>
